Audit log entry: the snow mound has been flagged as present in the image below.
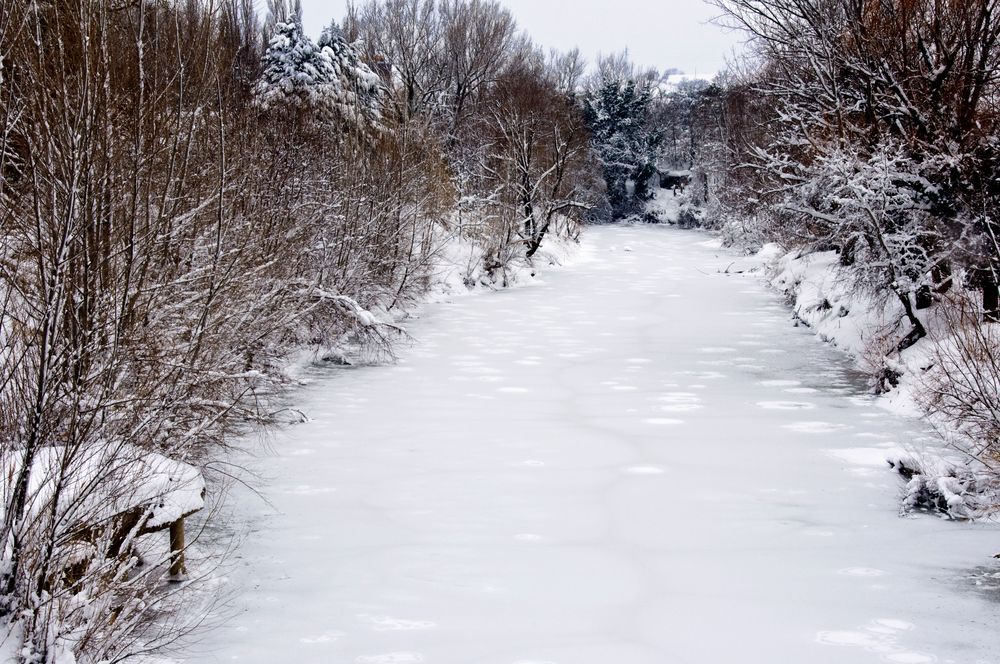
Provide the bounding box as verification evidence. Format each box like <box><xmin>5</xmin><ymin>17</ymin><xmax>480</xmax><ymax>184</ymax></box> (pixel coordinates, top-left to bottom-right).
<box><xmin>1</xmin><ymin>444</ymin><xmax>205</xmax><ymax>531</ymax></box>
<box><xmin>888</xmin><ymin>450</ymin><xmax>1000</xmax><ymax>520</ymax></box>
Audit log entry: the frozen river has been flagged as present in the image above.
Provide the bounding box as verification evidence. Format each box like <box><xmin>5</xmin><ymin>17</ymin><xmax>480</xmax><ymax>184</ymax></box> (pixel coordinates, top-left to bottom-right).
<box><xmin>194</xmin><ymin>226</ymin><xmax>999</xmax><ymax>664</ymax></box>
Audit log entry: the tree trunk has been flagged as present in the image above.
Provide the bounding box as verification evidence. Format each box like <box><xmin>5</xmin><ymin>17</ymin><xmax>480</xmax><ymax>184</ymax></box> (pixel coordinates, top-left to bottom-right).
<box><xmin>895</xmin><ymin>289</ymin><xmax>927</xmax><ymax>352</ymax></box>
<box><xmin>915</xmin><ymin>285</ymin><xmax>933</xmax><ymax>310</ymax></box>
<box><xmin>984</xmin><ymin>277</ymin><xmax>1000</xmax><ymax>323</ymax></box>
<box><xmin>168</xmin><ymin>520</ymin><xmax>186</xmax><ymax>580</ymax></box>
<box><xmin>933</xmin><ymin>261</ymin><xmax>953</xmax><ymax>294</ymax></box>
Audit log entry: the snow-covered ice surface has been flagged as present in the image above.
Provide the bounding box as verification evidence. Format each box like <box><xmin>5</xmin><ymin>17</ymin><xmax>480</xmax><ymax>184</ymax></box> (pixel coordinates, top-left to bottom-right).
<box><xmin>193</xmin><ymin>226</ymin><xmax>1000</xmax><ymax>664</ymax></box>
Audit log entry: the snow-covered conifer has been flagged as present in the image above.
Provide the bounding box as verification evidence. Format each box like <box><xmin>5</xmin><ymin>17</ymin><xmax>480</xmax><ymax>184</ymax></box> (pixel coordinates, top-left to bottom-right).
<box><xmin>256</xmin><ymin>1</ymin><xmax>323</xmax><ymax>109</ymax></box>
<box><xmin>315</xmin><ymin>21</ymin><xmax>384</xmax><ymax>126</ymax></box>
<box><xmin>584</xmin><ymin>69</ymin><xmax>661</xmax><ymax>218</ymax></box>
<box><xmin>256</xmin><ymin>9</ymin><xmax>383</xmax><ymax>128</ymax></box>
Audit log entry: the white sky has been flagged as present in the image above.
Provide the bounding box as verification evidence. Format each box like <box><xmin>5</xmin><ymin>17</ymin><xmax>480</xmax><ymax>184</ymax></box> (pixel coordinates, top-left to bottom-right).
<box><xmin>298</xmin><ymin>0</ymin><xmax>745</xmax><ymax>78</ymax></box>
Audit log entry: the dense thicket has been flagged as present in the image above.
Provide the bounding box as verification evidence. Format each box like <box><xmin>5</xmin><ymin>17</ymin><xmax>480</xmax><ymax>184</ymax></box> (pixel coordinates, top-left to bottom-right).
<box><xmin>0</xmin><ymin>0</ymin><xmax>599</xmax><ymax>660</ymax></box>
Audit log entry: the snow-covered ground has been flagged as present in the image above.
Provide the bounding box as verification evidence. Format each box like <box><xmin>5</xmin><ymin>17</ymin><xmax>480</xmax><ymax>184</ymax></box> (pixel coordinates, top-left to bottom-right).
<box><xmin>190</xmin><ymin>225</ymin><xmax>999</xmax><ymax>664</ymax></box>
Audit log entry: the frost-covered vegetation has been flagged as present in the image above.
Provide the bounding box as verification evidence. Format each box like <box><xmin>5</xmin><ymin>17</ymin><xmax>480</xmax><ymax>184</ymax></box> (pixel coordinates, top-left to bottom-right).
<box><xmin>0</xmin><ymin>0</ymin><xmax>602</xmax><ymax>659</ymax></box>
<box><xmin>582</xmin><ymin>54</ymin><xmax>663</xmax><ymax>220</ymax></box>
<box><xmin>5</xmin><ymin>0</ymin><xmax>1000</xmax><ymax>659</ymax></box>
<box><xmin>650</xmin><ymin>0</ymin><xmax>1000</xmax><ymax>517</ymax></box>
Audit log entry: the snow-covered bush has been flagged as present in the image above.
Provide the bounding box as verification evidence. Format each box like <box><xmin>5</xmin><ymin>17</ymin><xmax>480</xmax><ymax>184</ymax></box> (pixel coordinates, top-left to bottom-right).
<box><xmin>888</xmin><ymin>450</ymin><xmax>1000</xmax><ymax>520</ymax></box>
<box><xmin>918</xmin><ymin>294</ymin><xmax>1000</xmax><ymax>469</ymax></box>
<box><xmin>718</xmin><ymin>212</ymin><xmax>772</xmax><ymax>254</ymax></box>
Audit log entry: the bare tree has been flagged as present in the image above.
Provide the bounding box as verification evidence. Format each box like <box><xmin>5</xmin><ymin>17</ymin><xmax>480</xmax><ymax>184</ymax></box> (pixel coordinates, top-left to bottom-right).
<box><xmin>476</xmin><ymin>59</ymin><xmax>598</xmax><ymax>262</ymax></box>
<box><xmin>347</xmin><ymin>0</ymin><xmax>446</xmax><ymax>119</ymax></box>
<box><xmin>438</xmin><ymin>0</ymin><xmax>521</xmax><ymax>134</ymax></box>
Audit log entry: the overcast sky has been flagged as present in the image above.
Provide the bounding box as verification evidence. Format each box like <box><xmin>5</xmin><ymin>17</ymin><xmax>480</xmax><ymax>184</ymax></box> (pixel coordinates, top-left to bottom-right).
<box><xmin>298</xmin><ymin>0</ymin><xmax>745</xmax><ymax>79</ymax></box>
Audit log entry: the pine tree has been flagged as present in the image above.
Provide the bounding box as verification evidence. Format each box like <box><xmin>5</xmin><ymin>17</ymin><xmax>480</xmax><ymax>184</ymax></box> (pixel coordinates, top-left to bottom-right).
<box><xmin>256</xmin><ymin>7</ymin><xmax>383</xmax><ymax>128</ymax></box>
<box><xmin>316</xmin><ymin>22</ymin><xmax>384</xmax><ymax>126</ymax></box>
<box><xmin>584</xmin><ymin>76</ymin><xmax>661</xmax><ymax>218</ymax></box>
<box><xmin>255</xmin><ymin>5</ymin><xmax>326</xmax><ymax>111</ymax></box>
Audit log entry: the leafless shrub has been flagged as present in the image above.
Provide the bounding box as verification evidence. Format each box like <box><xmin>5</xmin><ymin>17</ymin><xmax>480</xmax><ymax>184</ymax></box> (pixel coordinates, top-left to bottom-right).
<box><xmin>918</xmin><ymin>292</ymin><xmax>1000</xmax><ymax>469</ymax></box>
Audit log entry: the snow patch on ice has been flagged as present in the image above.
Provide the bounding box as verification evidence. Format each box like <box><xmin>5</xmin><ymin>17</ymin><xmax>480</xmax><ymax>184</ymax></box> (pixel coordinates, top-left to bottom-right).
<box><xmin>355</xmin><ymin>653</ymin><xmax>425</xmax><ymax>664</ymax></box>
<box><xmin>815</xmin><ymin>619</ymin><xmax>931</xmax><ymax>663</ymax></box>
<box><xmin>782</xmin><ymin>421</ymin><xmax>849</xmax><ymax>434</ymax></box>
<box><xmin>514</xmin><ymin>533</ymin><xmax>544</xmax><ymax>542</ymax></box>
<box><xmin>358</xmin><ymin>615</ymin><xmax>436</xmax><ymax>632</ymax></box>
<box><xmin>838</xmin><ymin>568</ymin><xmax>887</xmax><ymax>578</ymax></box>
<box><xmin>300</xmin><ymin>631</ymin><xmax>345</xmax><ymax>644</ymax></box>
<box><xmin>756</xmin><ymin>401</ymin><xmax>816</xmax><ymax>410</ymax></box>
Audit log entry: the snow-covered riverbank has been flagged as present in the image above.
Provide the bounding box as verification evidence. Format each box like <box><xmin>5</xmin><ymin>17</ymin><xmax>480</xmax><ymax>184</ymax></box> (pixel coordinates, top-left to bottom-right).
<box><xmin>192</xmin><ymin>225</ymin><xmax>999</xmax><ymax>664</ymax></box>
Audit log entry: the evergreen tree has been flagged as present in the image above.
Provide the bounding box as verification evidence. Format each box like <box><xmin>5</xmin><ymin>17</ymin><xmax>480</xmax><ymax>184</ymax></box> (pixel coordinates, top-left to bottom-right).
<box><xmin>256</xmin><ymin>6</ymin><xmax>383</xmax><ymax>128</ymax></box>
<box><xmin>584</xmin><ymin>76</ymin><xmax>661</xmax><ymax>218</ymax></box>
<box><xmin>255</xmin><ymin>5</ymin><xmax>325</xmax><ymax>110</ymax></box>
<box><xmin>316</xmin><ymin>22</ymin><xmax>384</xmax><ymax>126</ymax></box>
